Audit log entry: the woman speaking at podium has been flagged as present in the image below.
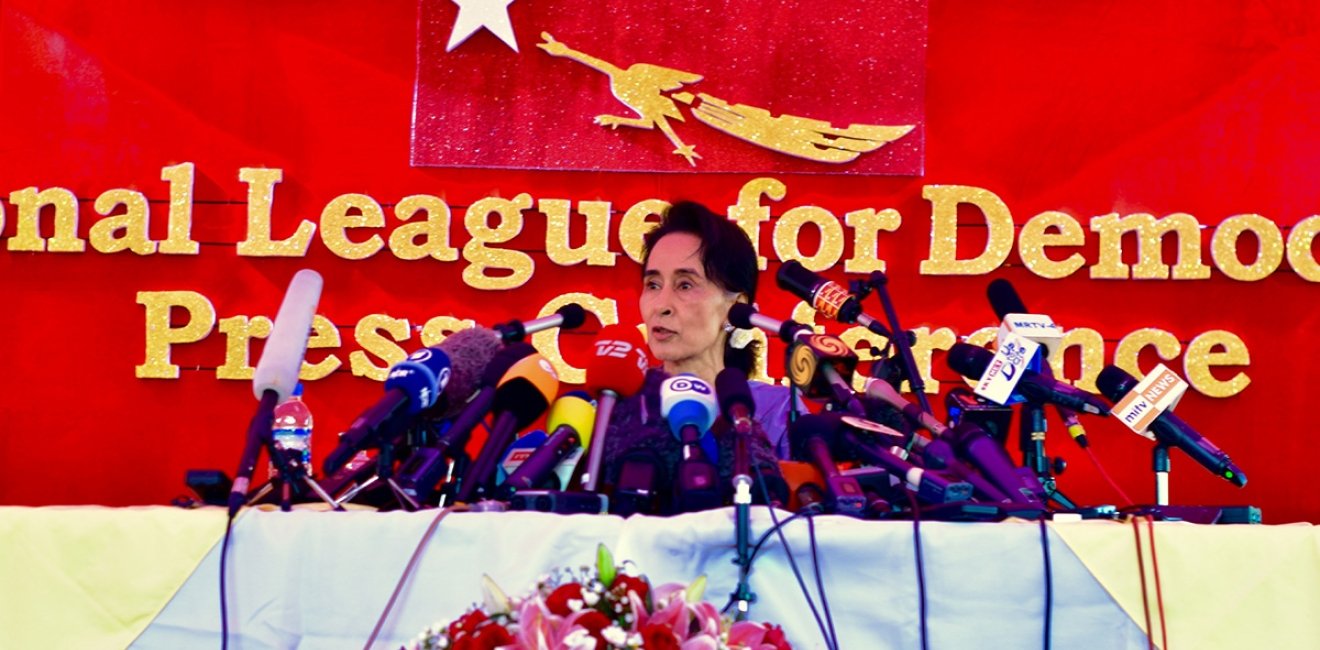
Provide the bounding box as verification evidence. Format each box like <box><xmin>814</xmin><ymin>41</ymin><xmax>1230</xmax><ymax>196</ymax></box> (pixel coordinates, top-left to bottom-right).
<box><xmin>600</xmin><ymin>201</ymin><xmax>797</xmax><ymax>513</ymax></box>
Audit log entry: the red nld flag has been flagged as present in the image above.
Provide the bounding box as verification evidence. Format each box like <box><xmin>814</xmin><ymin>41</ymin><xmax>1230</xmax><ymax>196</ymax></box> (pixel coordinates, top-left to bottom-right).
<box><xmin>413</xmin><ymin>0</ymin><xmax>926</xmax><ymax>174</ymax></box>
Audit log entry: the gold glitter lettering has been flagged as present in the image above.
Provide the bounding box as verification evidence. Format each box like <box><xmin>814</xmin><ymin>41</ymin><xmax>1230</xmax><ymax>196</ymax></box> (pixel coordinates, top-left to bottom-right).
<box><xmin>619</xmin><ymin>199</ymin><xmax>669</xmax><ymax>263</ymax></box>
<box><xmin>1089</xmin><ymin>212</ymin><xmax>1210</xmax><ymax>280</ymax></box>
<box><xmin>390</xmin><ymin>194</ymin><xmax>459</xmax><ymax>262</ymax></box>
<box><xmin>531</xmin><ymin>292</ymin><xmax>619</xmax><ymax>384</ymax></box>
<box><xmin>349</xmin><ymin>314</ymin><xmax>411</xmax><ymax>381</ymax></box>
<box><xmin>918</xmin><ymin>185</ymin><xmax>1013</xmax><ymax>276</ymax></box>
<box><xmin>1211</xmin><ymin>213</ymin><xmax>1283</xmax><ymax>281</ymax></box>
<box><xmin>1286</xmin><ymin>215</ymin><xmax>1320</xmax><ymax>281</ymax></box>
<box><xmin>321</xmin><ymin>193</ymin><xmax>385</xmax><ymax>260</ymax></box>
<box><xmin>1019</xmin><ymin>211</ymin><xmax>1085</xmax><ymax>279</ymax></box>
<box><xmin>7</xmin><ymin>186</ymin><xmax>83</xmax><ymax>252</ymax></box>
<box><xmin>844</xmin><ymin>208</ymin><xmax>900</xmax><ymax>274</ymax></box>
<box><xmin>461</xmin><ymin>193</ymin><xmax>535</xmax><ymax>289</ymax></box>
<box><xmin>1052</xmin><ymin>327</ymin><xmax>1105</xmax><ymax>393</ymax></box>
<box><xmin>1113</xmin><ymin>328</ymin><xmax>1182</xmax><ymax>378</ymax></box>
<box><xmin>773</xmin><ymin>205</ymin><xmax>844</xmax><ymax>271</ymax></box>
<box><xmin>302</xmin><ymin>315</ymin><xmax>342</xmax><ymax>380</ymax></box>
<box><xmin>420</xmin><ymin>316</ymin><xmax>478</xmax><ymax>347</ymax></box>
<box><xmin>906</xmin><ymin>327</ymin><xmax>956</xmax><ymax>394</ymax></box>
<box><xmin>1184</xmin><ymin>330</ymin><xmax>1250</xmax><ymax>398</ymax></box>
<box><xmin>839</xmin><ymin>325</ymin><xmax>886</xmax><ymax>391</ymax></box>
<box><xmin>215</xmin><ymin>315</ymin><xmax>272</xmax><ymax>380</ymax></box>
<box><xmin>135</xmin><ymin>291</ymin><xmax>216</xmax><ymax>379</ymax></box>
<box><xmin>540</xmin><ymin>199</ymin><xmax>618</xmax><ymax>267</ymax></box>
<box><xmin>159</xmin><ymin>162</ymin><xmax>199</xmax><ymax>255</ymax></box>
<box><xmin>726</xmin><ymin>178</ymin><xmax>784</xmax><ymax>271</ymax></box>
<box><xmin>236</xmin><ymin>167</ymin><xmax>316</xmax><ymax>257</ymax></box>
<box><xmin>90</xmin><ymin>189</ymin><xmax>155</xmax><ymax>255</ymax></box>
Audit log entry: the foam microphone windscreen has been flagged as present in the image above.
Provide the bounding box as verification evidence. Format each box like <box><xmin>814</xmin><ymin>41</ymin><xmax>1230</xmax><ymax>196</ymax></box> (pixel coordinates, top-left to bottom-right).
<box><xmin>584</xmin><ymin>324</ymin><xmax>651</xmax><ymax>397</ymax></box>
<box><xmin>946</xmin><ymin>342</ymin><xmax>993</xmax><ymax>378</ymax></box>
<box><xmin>252</xmin><ymin>269</ymin><xmax>322</xmax><ymax>402</ymax></box>
<box><xmin>986</xmin><ymin>278</ymin><xmax>1029</xmax><ymax>319</ymax></box>
<box><xmin>547</xmin><ymin>392</ymin><xmax>596</xmax><ymax>446</ymax></box>
<box><xmin>431</xmin><ymin>326</ymin><xmax>503</xmax><ymax>418</ymax></box>
<box><xmin>494</xmin><ymin>353</ymin><xmax>561</xmax><ymax>430</ymax></box>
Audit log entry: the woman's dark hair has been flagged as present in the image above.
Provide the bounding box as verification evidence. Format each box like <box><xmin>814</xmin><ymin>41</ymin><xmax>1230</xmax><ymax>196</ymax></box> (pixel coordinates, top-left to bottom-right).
<box><xmin>641</xmin><ymin>201</ymin><xmax>760</xmax><ymax>373</ymax></box>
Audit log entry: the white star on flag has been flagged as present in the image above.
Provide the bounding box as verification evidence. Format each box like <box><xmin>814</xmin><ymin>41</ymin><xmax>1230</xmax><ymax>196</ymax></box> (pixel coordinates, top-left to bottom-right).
<box><xmin>447</xmin><ymin>0</ymin><xmax>519</xmax><ymax>53</ymax></box>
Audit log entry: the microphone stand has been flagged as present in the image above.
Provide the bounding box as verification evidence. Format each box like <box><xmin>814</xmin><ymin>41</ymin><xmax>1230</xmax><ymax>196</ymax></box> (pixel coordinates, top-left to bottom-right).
<box><xmin>252</xmin><ymin>444</ymin><xmax>343</xmax><ymax>512</ymax></box>
<box><xmin>1020</xmin><ymin>399</ymin><xmax>1075</xmax><ymax>509</ymax></box>
<box><xmin>861</xmin><ymin>272</ymin><xmax>933</xmax><ymax>416</ymax></box>
<box><xmin>730</xmin><ymin>428</ymin><xmax>756</xmax><ymax>621</ymax></box>
<box><xmin>1153</xmin><ymin>443</ymin><xmax>1170</xmax><ymax>506</ymax></box>
<box><xmin>335</xmin><ymin>434</ymin><xmax>421</xmax><ymax>511</ymax></box>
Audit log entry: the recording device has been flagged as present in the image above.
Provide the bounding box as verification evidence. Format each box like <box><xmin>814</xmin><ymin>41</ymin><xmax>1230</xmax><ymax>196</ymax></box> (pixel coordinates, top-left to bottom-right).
<box><xmin>788</xmin><ymin>414</ymin><xmax>868</xmax><ymax>516</ymax></box>
<box><xmin>611</xmin><ymin>450</ymin><xmax>663</xmax><ymax>516</ymax></box>
<box><xmin>987</xmin><ymin>279</ymin><xmax>1089</xmax><ymax>447</ymax></box>
<box><xmin>321</xmin><ymin>346</ymin><xmax>452</xmax><ymax>475</ymax></box>
<box><xmin>231</xmin><ymin>269</ymin><xmax>322</xmax><ymax>517</ymax></box>
<box><xmin>580</xmin><ymin>324</ymin><xmax>651</xmax><ymax>492</ymax></box>
<box><xmin>947</xmin><ymin>342</ymin><xmax>1110</xmax><ymax>415</ymax></box>
<box><xmin>455</xmin><ymin>353</ymin><xmax>561</xmax><ymax>502</ymax></box>
<box><xmin>1096</xmin><ymin>365</ymin><xmax>1247</xmax><ymax>487</ymax></box>
<box><xmin>493</xmin><ymin>303</ymin><xmax>587</xmax><ymax>343</ymax></box>
<box><xmin>727</xmin><ymin>303</ymin><xmax>865</xmax><ymax>416</ymax></box>
<box><xmin>776</xmin><ymin>260</ymin><xmax>893</xmax><ymax>337</ymax></box>
<box><xmin>945</xmin><ymin>388</ymin><xmax>1013</xmax><ymax>446</ymax></box>
<box><xmin>661</xmin><ymin>375</ymin><xmax>724</xmax><ymax>513</ymax></box>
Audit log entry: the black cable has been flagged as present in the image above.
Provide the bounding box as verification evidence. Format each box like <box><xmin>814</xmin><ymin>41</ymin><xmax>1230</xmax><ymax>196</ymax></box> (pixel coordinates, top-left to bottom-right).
<box><xmin>904</xmin><ymin>491</ymin><xmax>929</xmax><ymax>650</ymax></box>
<box><xmin>220</xmin><ymin>513</ymin><xmax>235</xmax><ymax>650</ymax></box>
<box><xmin>757</xmin><ymin>476</ymin><xmax>837</xmax><ymax>650</ymax></box>
<box><xmin>1039</xmin><ymin>514</ymin><xmax>1053</xmax><ymax>650</ymax></box>
<box><xmin>807</xmin><ymin>514</ymin><xmax>840</xmax><ymax>650</ymax></box>
<box><xmin>723</xmin><ymin>489</ymin><xmax>811</xmax><ymax>616</ymax></box>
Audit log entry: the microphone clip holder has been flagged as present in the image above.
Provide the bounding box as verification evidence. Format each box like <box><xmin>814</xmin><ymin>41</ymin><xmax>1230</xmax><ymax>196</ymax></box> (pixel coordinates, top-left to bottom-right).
<box><xmin>248</xmin><ymin>446</ymin><xmax>343</xmax><ymax>512</ymax></box>
<box><xmin>334</xmin><ymin>434</ymin><xmax>422</xmax><ymax>511</ymax></box>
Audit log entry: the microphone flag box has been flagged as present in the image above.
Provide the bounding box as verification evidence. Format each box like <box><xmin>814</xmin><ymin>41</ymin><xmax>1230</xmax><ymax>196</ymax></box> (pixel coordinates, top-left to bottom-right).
<box><xmin>1112</xmin><ymin>363</ymin><xmax>1189</xmax><ymax>440</ymax></box>
<box><xmin>974</xmin><ymin>332</ymin><xmax>1041</xmax><ymax>405</ymax></box>
<box><xmin>497</xmin><ymin>430</ymin><xmax>547</xmax><ymax>484</ymax></box>
<box><xmin>997</xmin><ymin>313</ymin><xmax>1063</xmax><ymax>369</ymax></box>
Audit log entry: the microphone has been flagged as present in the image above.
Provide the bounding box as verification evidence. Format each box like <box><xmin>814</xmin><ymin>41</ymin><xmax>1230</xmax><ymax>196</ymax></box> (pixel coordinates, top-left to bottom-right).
<box><xmin>494</xmin><ymin>303</ymin><xmax>587</xmax><ymax>343</ymax></box>
<box><xmin>420</xmin><ymin>326</ymin><xmax>504</xmax><ymax>420</ymax></box>
<box><xmin>947</xmin><ymin>342</ymin><xmax>1110</xmax><ymax>416</ymax></box>
<box><xmin>500</xmin><ymin>392</ymin><xmax>596</xmax><ymax>496</ymax></box>
<box><xmin>660</xmin><ymin>375</ymin><xmax>723</xmax><ymax>512</ymax></box>
<box><xmin>942</xmin><ymin>421</ymin><xmax>1046</xmax><ymax>504</ymax></box>
<box><xmin>727</xmin><ymin>303</ymin><xmax>865</xmax><ymax>416</ymax></box>
<box><xmin>788</xmin><ymin>414</ymin><xmax>868</xmax><ymax>516</ymax></box>
<box><xmin>456</xmin><ymin>352</ymin><xmax>561</xmax><ymax>502</ymax></box>
<box><xmin>827</xmin><ymin>415</ymin><xmax>975</xmax><ymax>505</ymax></box>
<box><xmin>715</xmin><ymin>367</ymin><xmax>758</xmax><ymax>508</ymax></box>
<box><xmin>1096</xmin><ymin>366</ymin><xmax>1247</xmax><ymax>487</ymax></box>
<box><xmin>776</xmin><ymin>260</ymin><xmax>893</xmax><ymax>337</ymax></box>
<box><xmin>860</xmin><ymin>376</ymin><xmax>943</xmax><ymax>444</ymax></box>
<box><xmin>580</xmin><ymin>324</ymin><xmax>651</xmax><ymax>492</ymax></box>
<box><xmin>231</xmin><ymin>269</ymin><xmax>322</xmax><ymax>517</ymax></box>
<box><xmin>321</xmin><ymin>346</ymin><xmax>452</xmax><ymax>474</ymax></box>
<box><xmin>987</xmin><ymin>279</ymin><xmax>1089</xmax><ymax>447</ymax></box>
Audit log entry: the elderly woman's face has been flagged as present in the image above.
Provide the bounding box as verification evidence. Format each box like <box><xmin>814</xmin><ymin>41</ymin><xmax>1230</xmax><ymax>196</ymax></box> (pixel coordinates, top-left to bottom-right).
<box><xmin>640</xmin><ymin>233</ymin><xmax>738</xmax><ymax>368</ymax></box>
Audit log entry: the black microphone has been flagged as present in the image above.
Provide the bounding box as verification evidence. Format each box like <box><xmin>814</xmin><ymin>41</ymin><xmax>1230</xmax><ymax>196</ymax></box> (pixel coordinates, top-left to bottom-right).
<box><xmin>789</xmin><ymin>414</ymin><xmax>868</xmax><ymax>516</ymax></box>
<box><xmin>716</xmin><ymin>367</ymin><xmax>756</xmax><ymax>488</ymax></box>
<box><xmin>728</xmin><ymin>303</ymin><xmax>865</xmax><ymax>416</ymax></box>
<box><xmin>1096</xmin><ymin>366</ymin><xmax>1247</xmax><ymax>487</ymax></box>
<box><xmin>947</xmin><ymin>342</ymin><xmax>1111</xmax><ymax>416</ymax></box>
<box><xmin>455</xmin><ymin>351</ymin><xmax>560</xmax><ymax>502</ymax></box>
<box><xmin>942</xmin><ymin>422</ymin><xmax>1046</xmax><ymax>504</ymax></box>
<box><xmin>493</xmin><ymin>303</ymin><xmax>587</xmax><ymax>343</ymax></box>
<box><xmin>776</xmin><ymin>260</ymin><xmax>893</xmax><ymax>337</ymax></box>
<box><xmin>823</xmin><ymin>414</ymin><xmax>975</xmax><ymax>504</ymax></box>
<box><xmin>498</xmin><ymin>393</ymin><xmax>595</xmax><ymax>497</ymax></box>
<box><xmin>987</xmin><ymin>278</ymin><xmax>1089</xmax><ymax>448</ymax></box>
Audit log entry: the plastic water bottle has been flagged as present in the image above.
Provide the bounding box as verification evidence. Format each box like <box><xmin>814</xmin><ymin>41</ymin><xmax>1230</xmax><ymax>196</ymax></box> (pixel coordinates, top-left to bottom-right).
<box><xmin>270</xmin><ymin>383</ymin><xmax>313</xmax><ymax>477</ymax></box>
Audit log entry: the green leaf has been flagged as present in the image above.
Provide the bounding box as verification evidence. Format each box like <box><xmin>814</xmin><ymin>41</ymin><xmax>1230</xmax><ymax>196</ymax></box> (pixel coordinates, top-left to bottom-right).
<box><xmin>684</xmin><ymin>574</ymin><xmax>707</xmax><ymax>604</ymax></box>
<box><xmin>596</xmin><ymin>543</ymin><xmax>617</xmax><ymax>588</ymax></box>
<box><xmin>481</xmin><ymin>574</ymin><xmax>510</xmax><ymax>614</ymax></box>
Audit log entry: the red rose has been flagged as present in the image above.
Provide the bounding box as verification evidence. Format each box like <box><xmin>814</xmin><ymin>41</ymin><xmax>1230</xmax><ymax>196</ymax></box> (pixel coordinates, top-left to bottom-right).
<box><xmin>612</xmin><ymin>574</ymin><xmax>650</xmax><ymax>601</ymax></box>
<box><xmin>641</xmin><ymin>622</ymin><xmax>681</xmax><ymax>650</ymax></box>
<box><xmin>546</xmin><ymin>583</ymin><xmax>586</xmax><ymax>616</ymax></box>
<box><xmin>575</xmin><ymin>610</ymin><xmax>611</xmax><ymax>648</ymax></box>
<box><xmin>471</xmin><ymin>621</ymin><xmax>516</xmax><ymax>650</ymax></box>
<box><xmin>763</xmin><ymin>624</ymin><xmax>792</xmax><ymax>650</ymax></box>
<box><xmin>447</xmin><ymin>609</ymin><xmax>488</xmax><ymax>640</ymax></box>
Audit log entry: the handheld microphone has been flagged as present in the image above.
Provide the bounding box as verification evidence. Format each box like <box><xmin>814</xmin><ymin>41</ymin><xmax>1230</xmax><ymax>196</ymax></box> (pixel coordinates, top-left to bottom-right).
<box><xmin>456</xmin><ymin>353</ymin><xmax>561</xmax><ymax>502</ymax></box>
<box><xmin>321</xmin><ymin>346</ymin><xmax>452</xmax><ymax>474</ymax></box>
<box><xmin>728</xmin><ymin>303</ymin><xmax>865</xmax><ymax>416</ymax></box>
<box><xmin>947</xmin><ymin>342</ymin><xmax>1110</xmax><ymax>416</ymax></box>
<box><xmin>829</xmin><ymin>415</ymin><xmax>975</xmax><ymax>505</ymax></box>
<box><xmin>580</xmin><ymin>324</ymin><xmax>651</xmax><ymax>492</ymax></box>
<box><xmin>788</xmin><ymin>414</ymin><xmax>868</xmax><ymax>516</ymax></box>
<box><xmin>500</xmin><ymin>393</ymin><xmax>595</xmax><ymax>496</ymax></box>
<box><xmin>660</xmin><ymin>375</ymin><xmax>723</xmax><ymax>512</ymax></box>
<box><xmin>776</xmin><ymin>260</ymin><xmax>893</xmax><ymax>337</ymax></box>
<box><xmin>1096</xmin><ymin>366</ymin><xmax>1247</xmax><ymax>487</ymax></box>
<box><xmin>987</xmin><ymin>279</ymin><xmax>1089</xmax><ymax>447</ymax></box>
<box><xmin>231</xmin><ymin>269</ymin><xmax>322</xmax><ymax>517</ymax></box>
<box><xmin>494</xmin><ymin>303</ymin><xmax>587</xmax><ymax>343</ymax></box>
<box><xmin>715</xmin><ymin>367</ymin><xmax>757</xmax><ymax>506</ymax></box>
<box><xmin>861</xmin><ymin>376</ymin><xmax>943</xmax><ymax>444</ymax></box>
<box><xmin>942</xmin><ymin>421</ymin><xmax>1046</xmax><ymax>504</ymax></box>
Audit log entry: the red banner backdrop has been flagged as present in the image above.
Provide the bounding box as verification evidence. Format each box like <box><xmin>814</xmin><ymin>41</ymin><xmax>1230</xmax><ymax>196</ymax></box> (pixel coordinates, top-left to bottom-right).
<box><xmin>2</xmin><ymin>1</ymin><xmax>1318</xmax><ymax>523</ymax></box>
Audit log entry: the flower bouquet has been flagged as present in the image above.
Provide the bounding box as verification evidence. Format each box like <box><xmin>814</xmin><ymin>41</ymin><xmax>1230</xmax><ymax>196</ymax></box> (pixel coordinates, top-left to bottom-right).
<box><xmin>409</xmin><ymin>544</ymin><xmax>791</xmax><ymax>650</ymax></box>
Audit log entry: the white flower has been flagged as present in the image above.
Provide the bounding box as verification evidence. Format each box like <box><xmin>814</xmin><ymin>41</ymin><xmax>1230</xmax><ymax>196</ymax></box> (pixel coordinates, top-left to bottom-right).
<box><xmin>582</xmin><ymin>590</ymin><xmax>601</xmax><ymax>606</ymax></box>
<box><xmin>563</xmin><ymin>628</ymin><xmax>599</xmax><ymax>650</ymax></box>
<box><xmin>569</xmin><ymin>597</ymin><xmax>585</xmax><ymax>612</ymax></box>
<box><xmin>602</xmin><ymin>624</ymin><xmax>629</xmax><ymax>646</ymax></box>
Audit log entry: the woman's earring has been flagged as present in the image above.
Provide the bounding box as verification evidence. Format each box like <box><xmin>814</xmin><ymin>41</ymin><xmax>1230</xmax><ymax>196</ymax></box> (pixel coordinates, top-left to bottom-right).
<box><xmin>723</xmin><ymin>321</ymin><xmax>735</xmax><ymax>334</ymax></box>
